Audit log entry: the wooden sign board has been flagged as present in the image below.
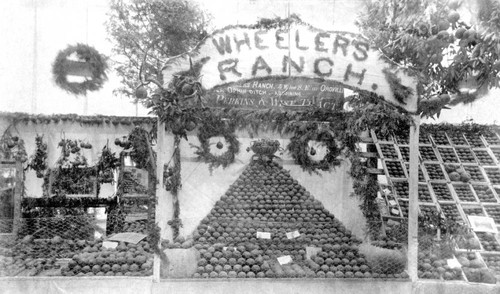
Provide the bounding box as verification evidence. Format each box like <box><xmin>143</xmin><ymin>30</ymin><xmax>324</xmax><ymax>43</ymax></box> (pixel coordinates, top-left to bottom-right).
<box><xmin>205</xmin><ymin>77</ymin><xmax>344</xmax><ymax>111</ymax></box>
<box><xmin>163</xmin><ymin>20</ymin><xmax>418</xmax><ymax>113</ymax></box>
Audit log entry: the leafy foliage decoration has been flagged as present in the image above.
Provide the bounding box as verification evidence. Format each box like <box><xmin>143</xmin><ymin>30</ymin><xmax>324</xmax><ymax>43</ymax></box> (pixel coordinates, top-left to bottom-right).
<box><xmin>382</xmin><ymin>68</ymin><xmax>413</xmax><ymax>105</ymax></box>
<box><xmin>0</xmin><ymin>127</ymin><xmax>27</xmax><ymax>163</ymax></box>
<box><xmin>357</xmin><ymin>0</ymin><xmax>500</xmax><ymax>117</ymax></box>
<box><xmin>27</xmin><ymin>135</ymin><xmax>48</xmax><ymax>178</ymax></box>
<box><xmin>106</xmin><ymin>0</ymin><xmax>210</xmax><ymax>98</ymax></box>
<box><xmin>96</xmin><ymin>144</ymin><xmax>120</xmax><ymax>184</ymax></box>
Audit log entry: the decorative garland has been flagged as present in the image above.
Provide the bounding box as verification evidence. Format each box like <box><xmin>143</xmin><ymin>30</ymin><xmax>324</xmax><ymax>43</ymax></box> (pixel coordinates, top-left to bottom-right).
<box><xmin>348</xmin><ymin>153</ymin><xmax>381</xmax><ymax>239</ymax></box>
<box><xmin>52</xmin><ymin>43</ymin><xmax>108</xmax><ymax>95</ymax></box>
<box><xmin>190</xmin><ymin>118</ymin><xmax>240</xmax><ymax>174</ymax></box>
<box><xmin>27</xmin><ymin>134</ymin><xmax>48</xmax><ymax>178</ymax></box>
<box><xmin>0</xmin><ymin>128</ymin><xmax>27</xmax><ymax>163</ymax></box>
<box><xmin>127</xmin><ymin>126</ymin><xmax>155</xmax><ymax>170</ymax></box>
<box><xmin>43</xmin><ymin>138</ymin><xmax>95</xmax><ymax>197</ymax></box>
<box><xmin>96</xmin><ymin>144</ymin><xmax>120</xmax><ymax>184</ymax></box>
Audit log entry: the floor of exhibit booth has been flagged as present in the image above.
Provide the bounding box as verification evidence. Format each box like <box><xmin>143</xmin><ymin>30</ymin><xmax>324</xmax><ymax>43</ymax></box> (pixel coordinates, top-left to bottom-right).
<box><xmin>1</xmin><ymin>278</ymin><xmax>499</xmax><ymax>294</ymax></box>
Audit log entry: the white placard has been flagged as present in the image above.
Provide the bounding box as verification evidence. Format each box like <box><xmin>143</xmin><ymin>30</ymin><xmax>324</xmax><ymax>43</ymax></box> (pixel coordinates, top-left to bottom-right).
<box><xmin>305</xmin><ymin>246</ymin><xmax>322</xmax><ymax>260</ymax></box>
<box><xmin>102</xmin><ymin>241</ymin><xmax>118</xmax><ymax>249</ymax></box>
<box><xmin>388</xmin><ymin>200</ymin><xmax>397</xmax><ymax>206</ymax></box>
<box><xmin>447</xmin><ymin>258</ymin><xmax>462</xmax><ymax>269</ymax></box>
<box><xmin>383</xmin><ymin>188</ymin><xmax>392</xmax><ymax>195</ymax></box>
<box><xmin>277</xmin><ymin>255</ymin><xmax>293</xmax><ymax>265</ymax></box>
<box><xmin>108</xmin><ymin>232</ymin><xmax>147</xmax><ymax>244</ymax></box>
<box><xmin>468</xmin><ymin>216</ymin><xmax>498</xmax><ymax>233</ymax></box>
<box><xmin>286</xmin><ymin>230</ymin><xmax>301</xmax><ymax>239</ymax></box>
<box><xmin>124</xmin><ymin>213</ymin><xmax>148</xmax><ymax>222</ymax></box>
<box><xmin>256</xmin><ymin>232</ymin><xmax>271</xmax><ymax>239</ymax></box>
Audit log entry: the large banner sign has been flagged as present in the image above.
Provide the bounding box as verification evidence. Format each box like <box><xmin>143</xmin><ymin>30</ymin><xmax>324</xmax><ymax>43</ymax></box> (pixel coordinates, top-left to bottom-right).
<box><xmin>163</xmin><ymin>21</ymin><xmax>418</xmax><ymax>112</ymax></box>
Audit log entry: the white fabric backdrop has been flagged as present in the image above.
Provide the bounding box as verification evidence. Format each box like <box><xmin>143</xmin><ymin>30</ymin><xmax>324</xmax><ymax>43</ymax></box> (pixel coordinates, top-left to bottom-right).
<box><xmin>176</xmin><ymin>130</ymin><xmax>366</xmax><ymax>239</ymax></box>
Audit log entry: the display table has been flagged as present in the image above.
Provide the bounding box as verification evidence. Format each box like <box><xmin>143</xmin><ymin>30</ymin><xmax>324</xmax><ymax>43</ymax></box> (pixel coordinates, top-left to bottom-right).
<box><xmin>1</xmin><ymin>277</ymin><xmax>499</xmax><ymax>294</ymax></box>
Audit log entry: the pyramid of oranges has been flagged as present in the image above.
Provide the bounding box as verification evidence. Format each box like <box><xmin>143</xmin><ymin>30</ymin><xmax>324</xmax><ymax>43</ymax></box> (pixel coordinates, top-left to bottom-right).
<box><xmin>191</xmin><ymin>158</ymin><xmax>373</xmax><ymax>278</ymax></box>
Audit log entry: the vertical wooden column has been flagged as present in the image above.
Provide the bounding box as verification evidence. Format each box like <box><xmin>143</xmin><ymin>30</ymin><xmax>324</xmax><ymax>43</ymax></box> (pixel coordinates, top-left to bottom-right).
<box><xmin>407</xmin><ymin>114</ymin><xmax>420</xmax><ymax>281</ymax></box>
<box><xmin>153</xmin><ymin>121</ymin><xmax>166</xmax><ymax>282</ymax></box>
<box><xmin>13</xmin><ymin>161</ymin><xmax>23</xmax><ymax>236</ymax></box>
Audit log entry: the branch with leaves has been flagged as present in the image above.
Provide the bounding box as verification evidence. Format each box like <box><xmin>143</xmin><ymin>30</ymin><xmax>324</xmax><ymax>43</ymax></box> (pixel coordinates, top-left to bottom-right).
<box><xmin>358</xmin><ymin>0</ymin><xmax>500</xmax><ymax>118</ymax></box>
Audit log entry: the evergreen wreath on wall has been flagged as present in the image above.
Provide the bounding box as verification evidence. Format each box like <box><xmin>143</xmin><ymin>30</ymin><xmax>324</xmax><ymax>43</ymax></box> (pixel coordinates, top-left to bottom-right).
<box><xmin>287</xmin><ymin>122</ymin><xmax>342</xmax><ymax>174</ymax></box>
<box><xmin>52</xmin><ymin>43</ymin><xmax>108</xmax><ymax>95</ymax></box>
<box><xmin>190</xmin><ymin>117</ymin><xmax>240</xmax><ymax>174</ymax></box>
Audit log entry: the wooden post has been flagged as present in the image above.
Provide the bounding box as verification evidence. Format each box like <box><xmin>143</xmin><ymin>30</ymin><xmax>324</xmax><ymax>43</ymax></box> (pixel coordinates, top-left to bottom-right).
<box><xmin>153</xmin><ymin>121</ymin><xmax>166</xmax><ymax>282</ymax></box>
<box><xmin>407</xmin><ymin>114</ymin><xmax>420</xmax><ymax>281</ymax></box>
<box><xmin>13</xmin><ymin>161</ymin><xmax>22</xmax><ymax>236</ymax></box>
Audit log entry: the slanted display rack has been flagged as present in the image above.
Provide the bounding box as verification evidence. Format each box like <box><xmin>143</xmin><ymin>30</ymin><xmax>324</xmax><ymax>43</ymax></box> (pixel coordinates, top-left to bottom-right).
<box><xmin>371</xmin><ymin>125</ymin><xmax>500</xmax><ymax>282</ymax></box>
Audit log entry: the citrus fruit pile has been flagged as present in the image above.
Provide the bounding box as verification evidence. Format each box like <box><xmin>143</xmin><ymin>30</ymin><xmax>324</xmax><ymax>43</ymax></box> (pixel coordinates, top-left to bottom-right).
<box><xmin>418</xmin><ymin>251</ymin><xmax>462</xmax><ymax>280</ymax></box>
<box><xmin>61</xmin><ymin>240</ymin><xmax>153</xmax><ymax>276</ymax></box>
<box><xmin>191</xmin><ymin>160</ymin><xmax>373</xmax><ymax>278</ymax></box>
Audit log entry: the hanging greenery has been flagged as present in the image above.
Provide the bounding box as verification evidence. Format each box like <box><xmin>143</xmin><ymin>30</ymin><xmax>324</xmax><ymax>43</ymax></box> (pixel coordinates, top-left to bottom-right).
<box><xmin>96</xmin><ymin>144</ymin><xmax>120</xmax><ymax>184</ymax></box>
<box><xmin>52</xmin><ymin>43</ymin><xmax>108</xmax><ymax>95</ymax></box>
<box><xmin>382</xmin><ymin>68</ymin><xmax>414</xmax><ymax>105</ymax></box>
<box><xmin>45</xmin><ymin>138</ymin><xmax>96</xmax><ymax>197</ymax></box>
<box><xmin>0</xmin><ymin>128</ymin><xmax>27</xmax><ymax>163</ymax></box>
<box><xmin>127</xmin><ymin>126</ymin><xmax>155</xmax><ymax>170</ymax></box>
<box><xmin>190</xmin><ymin>118</ymin><xmax>240</xmax><ymax>174</ymax></box>
<box><xmin>167</xmin><ymin>135</ymin><xmax>183</xmax><ymax>239</ymax></box>
<box><xmin>27</xmin><ymin>134</ymin><xmax>48</xmax><ymax>178</ymax></box>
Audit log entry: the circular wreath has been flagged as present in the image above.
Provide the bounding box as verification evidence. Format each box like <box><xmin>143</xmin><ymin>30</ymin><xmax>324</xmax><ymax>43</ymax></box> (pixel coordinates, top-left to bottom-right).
<box><xmin>191</xmin><ymin>122</ymin><xmax>240</xmax><ymax>173</ymax></box>
<box><xmin>287</xmin><ymin>125</ymin><xmax>342</xmax><ymax>173</ymax></box>
<box><xmin>52</xmin><ymin>43</ymin><xmax>108</xmax><ymax>95</ymax></box>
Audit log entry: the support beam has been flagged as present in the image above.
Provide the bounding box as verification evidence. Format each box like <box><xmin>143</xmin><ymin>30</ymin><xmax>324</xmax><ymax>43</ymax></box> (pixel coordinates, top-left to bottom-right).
<box><xmin>407</xmin><ymin>115</ymin><xmax>420</xmax><ymax>281</ymax></box>
<box><xmin>153</xmin><ymin>121</ymin><xmax>166</xmax><ymax>282</ymax></box>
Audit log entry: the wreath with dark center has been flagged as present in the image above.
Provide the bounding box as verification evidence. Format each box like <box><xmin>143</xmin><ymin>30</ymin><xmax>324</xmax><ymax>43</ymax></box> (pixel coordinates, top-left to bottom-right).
<box><xmin>191</xmin><ymin>120</ymin><xmax>240</xmax><ymax>173</ymax></box>
<box><xmin>52</xmin><ymin>43</ymin><xmax>108</xmax><ymax>95</ymax></box>
<box><xmin>287</xmin><ymin>123</ymin><xmax>342</xmax><ymax>173</ymax></box>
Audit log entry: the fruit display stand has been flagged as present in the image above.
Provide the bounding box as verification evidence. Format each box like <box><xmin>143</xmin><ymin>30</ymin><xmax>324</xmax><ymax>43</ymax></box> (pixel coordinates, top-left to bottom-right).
<box><xmin>0</xmin><ymin>122</ymin><xmax>499</xmax><ymax>294</ymax></box>
<box><xmin>106</xmin><ymin>152</ymin><xmax>154</xmax><ymax>237</ymax></box>
<box><xmin>0</xmin><ymin>140</ymin><xmax>156</xmax><ymax>278</ymax></box>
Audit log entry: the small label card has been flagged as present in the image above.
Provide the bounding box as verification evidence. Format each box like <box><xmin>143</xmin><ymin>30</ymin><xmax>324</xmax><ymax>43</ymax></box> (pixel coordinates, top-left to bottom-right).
<box><xmin>388</xmin><ymin>200</ymin><xmax>397</xmax><ymax>206</ymax></box>
<box><xmin>447</xmin><ymin>258</ymin><xmax>462</xmax><ymax>269</ymax></box>
<box><xmin>124</xmin><ymin>213</ymin><xmax>148</xmax><ymax>222</ymax></box>
<box><xmin>102</xmin><ymin>241</ymin><xmax>118</xmax><ymax>249</ymax></box>
<box><xmin>305</xmin><ymin>246</ymin><xmax>322</xmax><ymax>260</ymax></box>
<box><xmin>108</xmin><ymin>232</ymin><xmax>147</xmax><ymax>244</ymax></box>
<box><xmin>468</xmin><ymin>216</ymin><xmax>498</xmax><ymax>233</ymax></box>
<box><xmin>286</xmin><ymin>230</ymin><xmax>301</xmax><ymax>239</ymax></box>
<box><xmin>277</xmin><ymin>255</ymin><xmax>293</xmax><ymax>265</ymax></box>
<box><xmin>256</xmin><ymin>232</ymin><xmax>271</xmax><ymax>239</ymax></box>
